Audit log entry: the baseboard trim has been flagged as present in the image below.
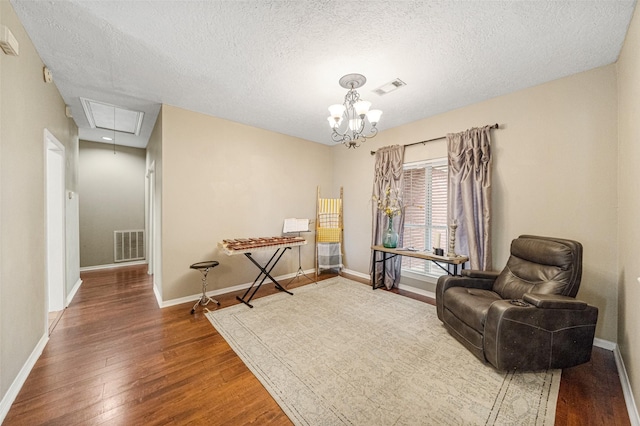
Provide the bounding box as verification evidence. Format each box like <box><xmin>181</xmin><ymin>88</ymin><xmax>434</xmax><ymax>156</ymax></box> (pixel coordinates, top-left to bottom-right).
<box><xmin>572</xmin><ymin>338</ymin><xmax>639</xmax><ymax>424</ymax></box>
<box><xmin>611</xmin><ymin>342</ymin><xmax>640</xmax><ymax>425</ymax></box>
<box><xmin>159</xmin><ymin>269</ymin><xmax>317</xmax><ymax>308</ymax></box>
<box><xmin>80</xmin><ymin>260</ymin><xmax>148</xmax><ymax>272</ymax></box>
<box><xmin>66</xmin><ymin>278</ymin><xmax>82</xmax><ymax>306</ymax></box>
<box><xmin>0</xmin><ymin>333</ymin><xmax>49</xmax><ymax>424</ymax></box>
<box><xmin>342</xmin><ymin>268</ymin><xmax>369</xmax><ymax>280</ymax></box>
<box><xmin>397</xmin><ymin>283</ymin><xmax>436</xmax><ymax>300</ymax></box>
<box><xmin>153</xmin><ymin>282</ymin><xmax>162</xmax><ymax>308</ymax></box>
<box><xmin>341</xmin><ymin>269</ymin><xmax>438</xmax><ymax>299</ymax></box>
<box><xmin>593</xmin><ymin>337</ymin><xmax>616</xmax><ymax>351</ymax></box>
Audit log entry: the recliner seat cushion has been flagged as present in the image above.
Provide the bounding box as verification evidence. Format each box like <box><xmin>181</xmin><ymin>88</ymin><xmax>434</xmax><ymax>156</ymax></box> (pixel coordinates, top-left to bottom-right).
<box><xmin>443</xmin><ymin>287</ymin><xmax>502</xmax><ymax>333</ymax></box>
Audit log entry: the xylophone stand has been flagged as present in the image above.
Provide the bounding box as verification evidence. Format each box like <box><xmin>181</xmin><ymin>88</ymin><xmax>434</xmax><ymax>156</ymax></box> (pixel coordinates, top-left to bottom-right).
<box><xmin>236</xmin><ymin>248</ymin><xmax>293</xmax><ymax>308</ymax></box>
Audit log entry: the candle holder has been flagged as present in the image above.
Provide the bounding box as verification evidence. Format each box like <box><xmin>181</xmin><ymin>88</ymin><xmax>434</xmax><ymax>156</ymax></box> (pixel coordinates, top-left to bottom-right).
<box><xmin>447</xmin><ymin>222</ymin><xmax>458</xmax><ymax>257</ymax></box>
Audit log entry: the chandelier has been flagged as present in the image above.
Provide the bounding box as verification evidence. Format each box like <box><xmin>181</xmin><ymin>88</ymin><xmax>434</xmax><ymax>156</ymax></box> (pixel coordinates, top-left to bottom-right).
<box><xmin>327</xmin><ymin>73</ymin><xmax>382</xmax><ymax>149</ymax></box>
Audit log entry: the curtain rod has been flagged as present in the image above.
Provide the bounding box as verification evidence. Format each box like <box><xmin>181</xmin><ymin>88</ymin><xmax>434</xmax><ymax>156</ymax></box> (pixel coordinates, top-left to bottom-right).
<box><xmin>370</xmin><ymin>123</ymin><xmax>499</xmax><ymax>156</ymax></box>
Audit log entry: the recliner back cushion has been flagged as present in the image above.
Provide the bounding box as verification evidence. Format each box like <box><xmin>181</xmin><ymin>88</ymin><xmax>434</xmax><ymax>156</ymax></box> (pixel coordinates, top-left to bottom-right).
<box><xmin>492</xmin><ymin>238</ymin><xmax>578</xmax><ymax>300</ymax></box>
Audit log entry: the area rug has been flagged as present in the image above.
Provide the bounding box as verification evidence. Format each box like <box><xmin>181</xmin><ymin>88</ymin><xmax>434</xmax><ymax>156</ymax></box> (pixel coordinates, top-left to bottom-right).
<box><xmin>206</xmin><ymin>277</ymin><xmax>560</xmax><ymax>425</ymax></box>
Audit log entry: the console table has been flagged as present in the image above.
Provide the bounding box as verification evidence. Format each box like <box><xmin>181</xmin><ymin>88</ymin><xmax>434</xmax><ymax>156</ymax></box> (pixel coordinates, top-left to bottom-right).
<box><xmin>371</xmin><ymin>245</ymin><xmax>469</xmax><ymax>290</ymax></box>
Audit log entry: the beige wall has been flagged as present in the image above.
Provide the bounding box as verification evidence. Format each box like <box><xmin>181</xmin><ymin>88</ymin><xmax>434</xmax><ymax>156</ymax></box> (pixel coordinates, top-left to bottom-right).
<box><xmin>334</xmin><ymin>65</ymin><xmax>619</xmax><ymax>342</ymax></box>
<box><xmin>159</xmin><ymin>105</ymin><xmax>332</xmax><ymax>301</ymax></box>
<box><xmin>617</xmin><ymin>2</ymin><xmax>640</xmax><ymax>415</ymax></box>
<box><xmin>0</xmin><ymin>0</ymin><xmax>78</xmax><ymax>405</ymax></box>
<box><xmin>79</xmin><ymin>140</ymin><xmax>146</xmax><ymax>267</ymax></box>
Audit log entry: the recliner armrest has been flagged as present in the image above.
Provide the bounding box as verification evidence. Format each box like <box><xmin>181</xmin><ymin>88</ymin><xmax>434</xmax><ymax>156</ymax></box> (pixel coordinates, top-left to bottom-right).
<box><xmin>522</xmin><ymin>293</ymin><xmax>588</xmax><ymax>310</ymax></box>
<box><xmin>461</xmin><ymin>270</ymin><xmax>501</xmax><ymax>280</ymax></box>
<box><xmin>483</xmin><ymin>298</ymin><xmax>598</xmax><ymax>370</ymax></box>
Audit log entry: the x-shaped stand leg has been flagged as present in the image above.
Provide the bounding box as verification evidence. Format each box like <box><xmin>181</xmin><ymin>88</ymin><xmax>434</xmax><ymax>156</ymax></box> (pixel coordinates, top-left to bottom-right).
<box><xmin>236</xmin><ymin>247</ymin><xmax>293</xmax><ymax>308</ymax></box>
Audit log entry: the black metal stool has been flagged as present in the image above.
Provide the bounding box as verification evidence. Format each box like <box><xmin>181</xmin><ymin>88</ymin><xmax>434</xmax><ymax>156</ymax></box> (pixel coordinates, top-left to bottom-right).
<box><xmin>190</xmin><ymin>261</ymin><xmax>220</xmax><ymax>314</ymax></box>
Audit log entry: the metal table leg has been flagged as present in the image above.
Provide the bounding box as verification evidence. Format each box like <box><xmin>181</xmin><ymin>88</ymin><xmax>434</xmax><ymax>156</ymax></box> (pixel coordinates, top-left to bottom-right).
<box><xmin>372</xmin><ymin>249</ymin><xmax>397</xmax><ymax>290</ymax></box>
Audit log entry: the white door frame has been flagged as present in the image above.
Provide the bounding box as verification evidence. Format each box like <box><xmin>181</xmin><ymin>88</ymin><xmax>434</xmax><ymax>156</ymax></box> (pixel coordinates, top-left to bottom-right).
<box><xmin>146</xmin><ymin>161</ymin><xmax>155</xmax><ymax>276</ymax></box>
<box><xmin>45</xmin><ymin>129</ymin><xmax>66</xmax><ymax>314</ymax></box>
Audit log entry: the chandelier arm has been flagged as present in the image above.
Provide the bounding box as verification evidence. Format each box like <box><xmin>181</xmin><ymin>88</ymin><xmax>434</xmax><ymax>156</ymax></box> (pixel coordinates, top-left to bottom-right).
<box><xmin>346</xmin><ymin>140</ymin><xmax>359</xmax><ymax>149</ymax></box>
<box><xmin>331</xmin><ymin>131</ymin><xmax>347</xmax><ymax>143</ymax></box>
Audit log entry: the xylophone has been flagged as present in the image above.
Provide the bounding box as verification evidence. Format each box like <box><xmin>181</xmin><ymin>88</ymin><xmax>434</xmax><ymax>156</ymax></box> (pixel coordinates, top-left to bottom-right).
<box><xmin>219</xmin><ymin>236</ymin><xmax>307</xmax><ymax>308</ymax></box>
<box><xmin>219</xmin><ymin>236</ymin><xmax>306</xmax><ymax>255</ymax></box>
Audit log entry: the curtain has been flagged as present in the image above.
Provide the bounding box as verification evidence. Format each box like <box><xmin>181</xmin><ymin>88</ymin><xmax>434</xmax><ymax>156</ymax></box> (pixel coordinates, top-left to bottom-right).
<box><xmin>447</xmin><ymin>126</ymin><xmax>492</xmax><ymax>271</ymax></box>
<box><xmin>370</xmin><ymin>145</ymin><xmax>405</xmax><ymax>289</ymax></box>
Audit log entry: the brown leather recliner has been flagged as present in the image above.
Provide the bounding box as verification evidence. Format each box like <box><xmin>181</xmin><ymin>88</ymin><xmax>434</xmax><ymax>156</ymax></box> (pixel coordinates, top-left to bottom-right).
<box><xmin>436</xmin><ymin>235</ymin><xmax>598</xmax><ymax>371</ymax></box>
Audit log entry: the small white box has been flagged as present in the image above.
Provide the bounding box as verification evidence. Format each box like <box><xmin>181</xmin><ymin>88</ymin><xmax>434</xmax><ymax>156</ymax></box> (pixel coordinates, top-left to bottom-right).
<box><xmin>0</xmin><ymin>25</ymin><xmax>19</xmax><ymax>56</ymax></box>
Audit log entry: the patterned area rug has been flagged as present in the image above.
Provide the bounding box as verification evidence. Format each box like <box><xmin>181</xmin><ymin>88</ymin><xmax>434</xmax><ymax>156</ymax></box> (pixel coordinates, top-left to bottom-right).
<box><xmin>206</xmin><ymin>277</ymin><xmax>560</xmax><ymax>425</ymax></box>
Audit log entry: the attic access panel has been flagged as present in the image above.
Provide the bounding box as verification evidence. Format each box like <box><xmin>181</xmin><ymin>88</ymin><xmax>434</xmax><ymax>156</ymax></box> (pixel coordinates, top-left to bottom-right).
<box><xmin>80</xmin><ymin>97</ymin><xmax>144</xmax><ymax>135</ymax></box>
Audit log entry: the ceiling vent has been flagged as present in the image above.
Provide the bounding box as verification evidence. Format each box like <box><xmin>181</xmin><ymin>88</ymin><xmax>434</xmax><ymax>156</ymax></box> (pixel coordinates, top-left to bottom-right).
<box><xmin>80</xmin><ymin>97</ymin><xmax>144</xmax><ymax>135</ymax></box>
<box><xmin>373</xmin><ymin>78</ymin><xmax>406</xmax><ymax>96</ymax></box>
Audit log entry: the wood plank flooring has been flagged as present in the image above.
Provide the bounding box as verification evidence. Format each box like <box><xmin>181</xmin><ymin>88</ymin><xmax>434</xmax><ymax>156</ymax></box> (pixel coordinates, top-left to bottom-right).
<box><xmin>4</xmin><ymin>265</ymin><xmax>631</xmax><ymax>425</ymax></box>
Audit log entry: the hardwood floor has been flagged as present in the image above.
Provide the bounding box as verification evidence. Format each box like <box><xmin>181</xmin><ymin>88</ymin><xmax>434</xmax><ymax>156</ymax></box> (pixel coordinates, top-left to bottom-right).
<box><xmin>4</xmin><ymin>265</ymin><xmax>631</xmax><ymax>425</ymax></box>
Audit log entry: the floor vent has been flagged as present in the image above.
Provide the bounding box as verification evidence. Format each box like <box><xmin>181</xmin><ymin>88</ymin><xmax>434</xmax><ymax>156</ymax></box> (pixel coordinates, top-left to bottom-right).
<box><xmin>114</xmin><ymin>230</ymin><xmax>145</xmax><ymax>263</ymax></box>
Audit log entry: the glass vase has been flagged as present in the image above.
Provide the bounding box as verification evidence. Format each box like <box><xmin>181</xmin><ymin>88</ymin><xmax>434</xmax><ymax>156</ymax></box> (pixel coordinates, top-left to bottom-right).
<box><xmin>382</xmin><ymin>216</ymin><xmax>399</xmax><ymax>248</ymax></box>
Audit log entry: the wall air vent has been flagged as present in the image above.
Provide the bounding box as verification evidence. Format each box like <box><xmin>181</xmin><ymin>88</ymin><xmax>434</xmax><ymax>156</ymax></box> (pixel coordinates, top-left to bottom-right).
<box><xmin>114</xmin><ymin>230</ymin><xmax>145</xmax><ymax>263</ymax></box>
<box><xmin>373</xmin><ymin>78</ymin><xmax>407</xmax><ymax>96</ymax></box>
<box><xmin>80</xmin><ymin>97</ymin><xmax>144</xmax><ymax>135</ymax></box>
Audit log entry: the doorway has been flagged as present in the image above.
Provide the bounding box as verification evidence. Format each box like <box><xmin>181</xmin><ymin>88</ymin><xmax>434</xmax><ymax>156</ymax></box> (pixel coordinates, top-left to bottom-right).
<box><xmin>45</xmin><ymin>129</ymin><xmax>66</xmax><ymax>332</ymax></box>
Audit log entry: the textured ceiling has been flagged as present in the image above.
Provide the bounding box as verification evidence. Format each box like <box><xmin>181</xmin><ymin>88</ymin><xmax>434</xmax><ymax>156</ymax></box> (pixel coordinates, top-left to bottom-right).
<box><xmin>10</xmin><ymin>0</ymin><xmax>637</xmax><ymax>149</ymax></box>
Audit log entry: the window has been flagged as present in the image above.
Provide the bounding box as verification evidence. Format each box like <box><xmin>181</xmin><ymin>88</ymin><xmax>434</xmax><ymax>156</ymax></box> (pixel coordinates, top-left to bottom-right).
<box><xmin>402</xmin><ymin>158</ymin><xmax>448</xmax><ymax>277</ymax></box>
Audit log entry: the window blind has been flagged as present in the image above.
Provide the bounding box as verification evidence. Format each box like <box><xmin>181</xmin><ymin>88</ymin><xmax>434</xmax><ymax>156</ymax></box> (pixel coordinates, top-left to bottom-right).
<box><xmin>402</xmin><ymin>159</ymin><xmax>448</xmax><ymax>276</ymax></box>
